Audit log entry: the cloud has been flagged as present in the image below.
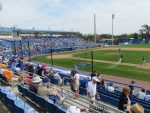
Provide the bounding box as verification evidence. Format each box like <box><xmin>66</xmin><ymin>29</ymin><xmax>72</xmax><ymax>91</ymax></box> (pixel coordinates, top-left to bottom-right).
<box><xmin>0</xmin><ymin>0</ymin><xmax>150</xmax><ymax>35</ymax></box>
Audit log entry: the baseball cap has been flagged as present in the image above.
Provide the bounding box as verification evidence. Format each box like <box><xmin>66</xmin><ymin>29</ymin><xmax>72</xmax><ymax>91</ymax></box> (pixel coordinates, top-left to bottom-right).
<box><xmin>32</xmin><ymin>76</ymin><xmax>42</xmax><ymax>83</ymax></box>
<box><xmin>42</xmin><ymin>64</ymin><xmax>46</xmax><ymax>68</ymax></box>
<box><xmin>42</xmin><ymin>77</ymin><xmax>50</xmax><ymax>84</ymax></box>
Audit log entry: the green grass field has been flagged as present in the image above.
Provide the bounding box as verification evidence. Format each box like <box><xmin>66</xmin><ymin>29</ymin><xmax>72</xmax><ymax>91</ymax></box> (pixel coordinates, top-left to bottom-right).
<box><xmin>32</xmin><ymin>44</ymin><xmax>150</xmax><ymax>82</ymax></box>
<box><xmin>73</xmin><ymin>50</ymin><xmax>150</xmax><ymax>64</ymax></box>
<box><xmin>114</xmin><ymin>44</ymin><xmax>150</xmax><ymax>48</ymax></box>
<box><xmin>32</xmin><ymin>54</ymin><xmax>150</xmax><ymax>82</ymax></box>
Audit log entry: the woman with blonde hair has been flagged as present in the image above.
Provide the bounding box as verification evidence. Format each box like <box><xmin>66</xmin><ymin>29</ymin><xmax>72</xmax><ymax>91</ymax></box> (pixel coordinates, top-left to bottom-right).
<box><xmin>118</xmin><ymin>86</ymin><xmax>131</xmax><ymax>111</ymax></box>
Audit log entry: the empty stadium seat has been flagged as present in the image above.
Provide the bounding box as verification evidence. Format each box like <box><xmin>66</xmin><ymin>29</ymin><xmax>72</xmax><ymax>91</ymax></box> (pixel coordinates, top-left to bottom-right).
<box><xmin>45</xmin><ymin>101</ymin><xmax>57</xmax><ymax>113</ymax></box>
<box><xmin>0</xmin><ymin>86</ymin><xmax>39</xmax><ymax>113</ymax></box>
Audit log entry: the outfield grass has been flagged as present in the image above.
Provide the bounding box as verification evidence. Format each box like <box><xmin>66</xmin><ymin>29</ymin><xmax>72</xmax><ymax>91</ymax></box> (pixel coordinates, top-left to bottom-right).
<box><xmin>115</xmin><ymin>44</ymin><xmax>150</xmax><ymax>48</ymax></box>
<box><xmin>73</xmin><ymin>50</ymin><xmax>150</xmax><ymax>64</ymax></box>
<box><xmin>32</xmin><ymin>55</ymin><xmax>150</xmax><ymax>82</ymax></box>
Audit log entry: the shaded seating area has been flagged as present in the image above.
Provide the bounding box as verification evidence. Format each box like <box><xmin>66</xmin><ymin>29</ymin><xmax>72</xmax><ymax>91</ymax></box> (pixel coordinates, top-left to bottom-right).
<box><xmin>0</xmin><ymin>86</ymin><xmax>38</xmax><ymax>113</ymax></box>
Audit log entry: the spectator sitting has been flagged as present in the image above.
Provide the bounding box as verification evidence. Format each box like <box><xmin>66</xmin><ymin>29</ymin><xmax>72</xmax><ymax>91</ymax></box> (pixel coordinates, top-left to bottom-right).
<box><xmin>53</xmin><ymin>72</ymin><xmax>62</xmax><ymax>85</ymax></box>
<box><xmin>144</xmin><ymin>90</ymin><xmax>150</xmax><ymax>101</ymax></box>
<box><xmin>129</xmin><ymin>81</ymin><xmax>135</xmax><ymax>95</ymax></box>
<box><xmin>136</xmin><ymin>88</ymin><xmax>146</xmax><ymax>100</ymax></box>
<box><xmin>128</xmin><ymin>103</ymin><xmax>144</xmax><ymax>113</ymax></box>
<box><xmin>16</xmin><ymin>60</ymin><xmax>24</xmax><ymax>70</ymax></box>
<box><xmin>146</xmin><ymin>90</ymin><xmax>150</xmax><ymax>95</ymax></box>
<box><xmin>118</xmin><ymin>86</ymin><xmax>131</xmax><ymax>112</ymax></box>
<box><xmin>28</xmin><ymin>64</ymin><xmax>35</xmax><ymax>76</ymax></box>
<box><xmin>100</xmin><ymin>79</ymin><xmax>105</xmax><ymax>87</ymax></box>
<box><xmin>37</xmin><ymin>64</ymin><xmax>46</xmax><ymax>76</ymax></box>
<box><xmin>107</xmin><ymin>82</ymin><xmax>114</xmax><ymax>93</ymax></box>
<box><xmin>37</xmin><ymin>77</ymin><xmax>64</xmax><ymax>101</ymax></box>
<box><xmin>45</xmin><ymin>67</ymin><xmax>51</xmax><ymax>77</ymax></box>
<box><xmin>29</xmin><ymin>76</ymin><xmax>42</xmax><ymax>93</ymax></box>
<box><xmin>3</xmin><ymin>69</ymin><xmax>20</xmax><ymax>85</ymax></box>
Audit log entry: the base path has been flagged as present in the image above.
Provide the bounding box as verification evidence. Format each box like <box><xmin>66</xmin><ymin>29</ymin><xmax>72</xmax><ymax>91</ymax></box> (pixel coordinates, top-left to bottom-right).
<box><xmin>47</xmin><ymin>51</ymin><xmax>150</xmax><ymax>69</ymax></box>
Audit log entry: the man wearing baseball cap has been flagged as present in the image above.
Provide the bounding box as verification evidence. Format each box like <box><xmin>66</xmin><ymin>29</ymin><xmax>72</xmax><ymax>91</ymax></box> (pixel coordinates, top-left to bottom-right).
<box><xmin>29</xmin><ymin>76</ymin><xmax>42</xmax><ymax>93</ymax></box>
<box><xmin>87</xmin><ymin>76</ymin><xmax>100</xmax><ymax>106</ymax></box>
<box><xmin>37</xmin><ymin>77</ymin><xmax>64</xmax><ymax>101</ymax></box>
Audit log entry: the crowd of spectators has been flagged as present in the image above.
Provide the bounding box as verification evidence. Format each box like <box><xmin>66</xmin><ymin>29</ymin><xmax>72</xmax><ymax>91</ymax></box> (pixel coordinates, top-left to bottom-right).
<box><xmin>0</xmin><ymin>36</ymin><xmax>96</xmax><ymax>58</ymax></box>
<box><xmin>0</xmin><ymin>54</ymin><xmax>149</xmax><ymax>113</ymax></box>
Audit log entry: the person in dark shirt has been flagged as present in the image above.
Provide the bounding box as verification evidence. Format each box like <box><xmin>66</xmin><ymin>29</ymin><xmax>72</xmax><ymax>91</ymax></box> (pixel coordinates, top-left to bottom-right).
<box><xmin>29</xmin><ymin>76</ymin><xmax>42</xmax><ymax>93</ymax></box>
<box><xmin>28</xmin><ymin>64</ymin><xmax>35</xmax><ymax>76</ymax></box>
<box><xmin>129</xmin><ymin>81</ymin><xmax>135</xmax><ymax>95</ymax></box>
<box><xmin>118</xmin><ymin>86</ymin><xmax>131</xmax><ymax>111</ymax></box>
<box><xmin>80</xmin><ymin>77</ymin><xmax>90</xmax><ymax>88</ymax></box>
<box><xmin>90</xmin><ymin>70</ymin><xmax>96</xmax><ymax>80</ymax></box>
<box><xmin>37</xmin><ymin>64</ymin><xmax>46</xmax><ymax>76</ymax></box>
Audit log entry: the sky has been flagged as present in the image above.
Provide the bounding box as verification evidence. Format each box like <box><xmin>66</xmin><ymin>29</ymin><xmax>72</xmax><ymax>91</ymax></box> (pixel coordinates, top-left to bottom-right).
<box><xmin>0</xmin><ymin>0</ymin><xmax>150</xmax><ymax>35</ymax></box>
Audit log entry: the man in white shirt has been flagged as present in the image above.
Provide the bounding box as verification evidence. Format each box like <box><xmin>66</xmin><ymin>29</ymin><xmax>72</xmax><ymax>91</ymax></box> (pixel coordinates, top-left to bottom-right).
<box><xmin>107</xmin><ymin>83</ymin><xmax>114</xmax><ymax>93</ymax></box>
<box><xmin>145</xmin><ymin>95</ymin><xmax>150</xmax><ymax>101</ymax></box>
<box><xmin>87</xmin><ymin>77</ymin><xmax>99</xmax><ymax>106</ymax></box>
<box><xmin>73</xmin><ymin>72</ymin><xmax>80</xmax><ymax>95</ymax></box>
<box><xmin>53</xmin><ymin>72</ymin><xmax>62</xmax><ymax>85</ymax></box>
<box><xmin>136</xmin><ymin>88</ymin><xmax>146</xmax><ymax>100</ymax></box>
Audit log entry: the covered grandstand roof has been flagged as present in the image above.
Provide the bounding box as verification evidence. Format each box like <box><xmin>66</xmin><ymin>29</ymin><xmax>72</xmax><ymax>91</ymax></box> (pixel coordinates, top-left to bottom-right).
<box><xmin>13</xmin><ymin>28</ymin><xmax>80</xmax><ymax>35</ymax></box>
<box><xmin>0</xmin><ymin>27</ymin><xmax>80</xmax><ymax>37</ymax></box>
<box><xmin>0</xmin><ymin>27</ymin><xmax>12</xmax><ymax>32</ymax></box>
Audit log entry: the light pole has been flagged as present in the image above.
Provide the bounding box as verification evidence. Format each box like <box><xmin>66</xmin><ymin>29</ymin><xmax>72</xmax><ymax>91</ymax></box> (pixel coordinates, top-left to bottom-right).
<box><xmin>112</xmin><ymin>14</ymin><xmax>115</xmax><ymax>45</ymax></box>
<box><xmin>94</xmin><ymin>14</ymin><xmax>97</xmax><ymax>45</ymax></box>
<box><xmin>50</xmin><ymin>37</ymin><xmax>53</xmax><ymax>67</ymax></box>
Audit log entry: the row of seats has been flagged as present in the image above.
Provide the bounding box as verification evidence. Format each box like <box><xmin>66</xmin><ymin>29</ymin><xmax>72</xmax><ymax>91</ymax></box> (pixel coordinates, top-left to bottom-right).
<box><xmin>96</xmin><ymin>86</ymin><xmax>150</xmax><ymax>113</ymax></box>
<box><xmin>57</xmin><ymin>74</ymin><xmax>150</xmax><ymax>113</ymax></box>
<box><xmin>0</xmin><ymin>86</ymin><xmax>38</xmax><ymax>113</ymax></box>
<box><xmin>17</xmin><ymin>85</ymin><xmax>66</xmax><ymax>113</ymax></box>
<box><xmin>97</xmin><ymin>86</ymin><xmax>150</xmax><ymax>108</ymax></box>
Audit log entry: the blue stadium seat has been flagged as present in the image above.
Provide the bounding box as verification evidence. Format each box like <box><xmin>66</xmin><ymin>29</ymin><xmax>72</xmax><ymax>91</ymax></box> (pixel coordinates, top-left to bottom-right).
<box><xmin>22</xmin><ymin>87</ymin><xmax>29</xmax><ymax>97</ymax></box>
<box><xmin>45</xmin><ymin>101</ymin><xmax>57</xmax><ymax>113</ymax></box>
<box><xmin>79</xmin><ymin>87</ymin><xmax>87</xmax><ymax>95</ymax></box>
<box><xmin>36</xmin><ymin>95</ymin><xmax>46</xmax><ymax>109</ymax></box>
<box><xmin>17</xmin><ymin>85</ymin><xmax>23</xmax><ymax>94</ymax></box>
<box><xmin>56</xmin><ymin>106</ymin><xmax>66</xmax><ymax>113</ymax></box>
<box><xmin>8</xmin><ymin>99</ymin><xmax>17</xmax><ymax>113</ymax></box>
<box><xmin>109</xmin><ymin>97</ymin><xmax>119</xmax><ymax>107</ymax></box>
<box><xmin>16</xmin><ymin>106</ymin><xmax>25</xmax><ymax>113</ymax></box>
<box><xmin>28</xmin><ymin>90</ymin><xmax>37</xmax><ymax>103</ymax></box>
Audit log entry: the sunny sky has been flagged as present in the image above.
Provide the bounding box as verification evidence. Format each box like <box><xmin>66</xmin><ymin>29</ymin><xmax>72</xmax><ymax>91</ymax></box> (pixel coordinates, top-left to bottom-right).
<box><xmin>0</xmin><ymin>0</ymin><xmax>150</xmax><ymax>35</ymax></box>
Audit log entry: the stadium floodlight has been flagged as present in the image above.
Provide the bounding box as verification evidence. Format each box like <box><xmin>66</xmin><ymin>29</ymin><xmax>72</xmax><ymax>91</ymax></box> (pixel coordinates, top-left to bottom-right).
<box><xmin>112</xmin><ymin>14</ymin><xmax>115</xmax><ymax>45</ymax></box>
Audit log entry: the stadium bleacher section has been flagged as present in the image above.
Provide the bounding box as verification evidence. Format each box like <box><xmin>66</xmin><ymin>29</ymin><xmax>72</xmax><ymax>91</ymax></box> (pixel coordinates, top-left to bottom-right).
<box><xmin>0</xmin><ymin>58</ymin><xmax>150</xmax><ymax>113</ymax></box>
<box><xmin>0</xmin><ymin>36</ymin><xmax>96</xmax><ymax>58</ymax></box>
